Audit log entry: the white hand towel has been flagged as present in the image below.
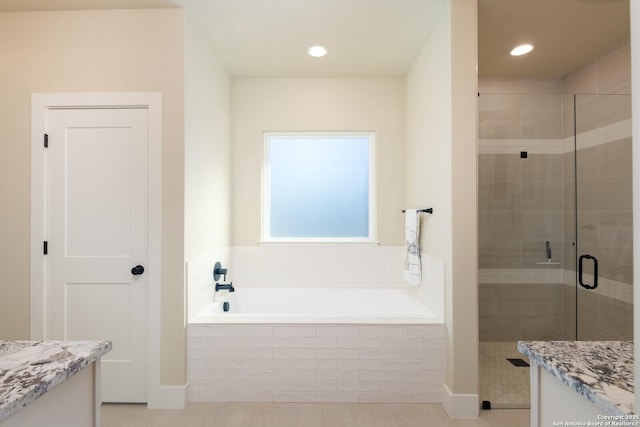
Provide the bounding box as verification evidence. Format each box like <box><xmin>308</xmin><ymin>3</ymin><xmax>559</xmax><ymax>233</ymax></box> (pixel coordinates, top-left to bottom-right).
<box><xmin>403</xmin><ymin>209</ymin><xmax>421</xmax><ymax>286</ymax></box>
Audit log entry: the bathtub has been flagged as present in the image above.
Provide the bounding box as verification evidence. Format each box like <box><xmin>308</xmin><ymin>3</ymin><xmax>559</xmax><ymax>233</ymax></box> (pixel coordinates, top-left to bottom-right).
<box><xmin>192</xmin><ymin>287</ymin><xmax>440</xmax><ymax>324</ymax></box>
<box><xmin>187</xmin><ymin>287</ymin><xmax>446</xmax><ymax>403</ymax></box>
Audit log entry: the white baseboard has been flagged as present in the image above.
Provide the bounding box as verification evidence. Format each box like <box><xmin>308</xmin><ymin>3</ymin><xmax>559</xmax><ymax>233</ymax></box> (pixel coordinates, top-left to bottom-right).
<box><xmin>147</xmin><ymin>384</ymin><xmax>188</xmax><ymax>409</ymax></box>
<box><xmin>442</xmin><ymin>384</ymin><xmax>479</xmax><ymax>418</ymax></box>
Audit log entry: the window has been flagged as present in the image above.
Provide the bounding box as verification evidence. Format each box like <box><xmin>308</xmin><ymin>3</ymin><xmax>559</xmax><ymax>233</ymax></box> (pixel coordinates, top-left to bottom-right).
<box><xmin>263</xmin><ymin>132</ymin><xmax>375</xmax><ymax>243</ymax></box>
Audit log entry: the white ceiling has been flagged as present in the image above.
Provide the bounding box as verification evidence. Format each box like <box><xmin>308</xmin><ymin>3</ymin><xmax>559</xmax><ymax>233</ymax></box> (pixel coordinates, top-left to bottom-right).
<box><xmin>0</xmin><ymin>0</ymin><xmax>631</xmax><ymax>78</ymax></box>
<box><xmin>0</xmin><ymin>0</ymin><xmax>444</xmax><ymax>77</ymax></box>
<box><xmin>178</xmin><ymin>0</ymin><xmax>445</xmax><ymax>77</ymax></box>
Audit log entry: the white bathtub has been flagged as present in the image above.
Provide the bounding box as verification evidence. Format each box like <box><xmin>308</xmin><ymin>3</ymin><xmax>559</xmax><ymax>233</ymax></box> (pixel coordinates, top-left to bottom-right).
<box><xmin>192</xmin><ymin>287</ymin><xmax>439</xmax><ymax>324</ymax></box>
<box><xmin>188</xmin><ymin>287</ymin><xmax>445</xmax><ymax>403</ymax></box>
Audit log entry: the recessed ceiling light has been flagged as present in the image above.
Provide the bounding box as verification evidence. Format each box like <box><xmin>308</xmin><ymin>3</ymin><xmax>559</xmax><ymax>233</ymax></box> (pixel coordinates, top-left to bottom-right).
<box><xmin>308</xmin><ymin>45</ymin><xmax>328</xmax><ymax>58</ymax></box>
<box><xmin>510</xmin><ymin>44</ymin><xmax>534</xmax><ymax>56</ymax></box>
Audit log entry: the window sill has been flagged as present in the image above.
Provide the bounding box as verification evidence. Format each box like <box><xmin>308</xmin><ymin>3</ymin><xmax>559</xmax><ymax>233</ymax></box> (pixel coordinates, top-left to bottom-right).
<box><xmin>259</xmin><ymin>239</ymin><xmax>380</xmax><ymax>247</ymax></box>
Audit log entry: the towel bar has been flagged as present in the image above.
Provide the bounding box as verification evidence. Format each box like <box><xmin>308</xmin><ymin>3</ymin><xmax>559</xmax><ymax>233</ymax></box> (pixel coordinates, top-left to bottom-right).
<box><xmin>402</xmin><ymin>208</ymin><xmax>433</xmax><ymax>214</ymax></box>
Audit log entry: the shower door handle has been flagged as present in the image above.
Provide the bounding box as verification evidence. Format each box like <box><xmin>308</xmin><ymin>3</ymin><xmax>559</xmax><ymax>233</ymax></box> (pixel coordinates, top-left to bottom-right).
<box><xmin>578</xmin><ymin>254</ymin><xmax>598</xmax><ymax>290</ymax></box>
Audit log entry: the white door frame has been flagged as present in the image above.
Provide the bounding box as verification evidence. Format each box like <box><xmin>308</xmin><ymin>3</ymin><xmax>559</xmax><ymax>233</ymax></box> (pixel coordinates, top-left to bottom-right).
<box><xmin>30</xmin><ymin>92</ymin><xmax>167</xmax><ymax>407</ymax></box>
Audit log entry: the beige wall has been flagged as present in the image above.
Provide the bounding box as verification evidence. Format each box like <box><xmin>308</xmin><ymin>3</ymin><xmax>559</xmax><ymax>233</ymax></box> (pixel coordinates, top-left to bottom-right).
<box><xmin>184</xmin><ymin>16</ymin><xmax>232</xmax><ymax>323</ymax></box>
<box><xmin>230</xmin><ymin>77</ymin><xmax>405</xmax><ymax>246</ymax></box>
<box><xmin>0</xmin><ymin>9</ymin><xmax>186</xmax><ymax>385</ymax></box>
<box><xmin>406</xmin><ymin>0</ymin><xmax>479</xmax><ymax>415</ymax></box>
<box><xmin>630</xmin><ymin>2</ymin><xmax>640</xmax><ymax>414</ymax></box>
<box><xmin>184</xmin><ymin>19</ymin><xmax>231</xmax><ymax>259</ymax></box>
<box><xmin>405</xmin><ymin>3</ymin><xmax>452</xmax><ymax>259</ymax></box>
<box><xmin>449</xmin><ymin>0</ymin><xmax>479</xmax><ymax>407</ymax></box>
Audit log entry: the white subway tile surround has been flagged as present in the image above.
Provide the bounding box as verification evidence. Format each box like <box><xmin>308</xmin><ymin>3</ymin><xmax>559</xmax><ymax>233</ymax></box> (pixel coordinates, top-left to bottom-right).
<box><xmin>231</xmin><ymin>246</ymin><xmax>405</xmax><ymax>288</ymax></box>
<box><xmin>188</xmin><ymin>246</ymin><xmax>445</xmax><ymax>322</ymax></box>
<box><xmin>187</xmin><ymin>245</ymin><xmax>446</xmax><ymax>403</ymax></box>
<box><xmin>187</xmin><ymin>324</ymin><xmax>446</xmax><ymax>403</ymax></box>
<box><xmin>187</xmin><ymin>248</ymin><xmax>230</xmax><ymax>322</ymax></box>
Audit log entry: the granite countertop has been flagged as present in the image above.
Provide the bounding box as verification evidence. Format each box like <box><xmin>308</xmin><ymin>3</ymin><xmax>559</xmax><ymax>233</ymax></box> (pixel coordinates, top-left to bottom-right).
<box><xmin>0</xmin><ymin>340</ymin><xmax>112</xmax><ymax>422</ymax></box>
<box><xmin>518</xmin><ymin>341</ymin><xmax>634</xmax><ymax>416</ymax></box>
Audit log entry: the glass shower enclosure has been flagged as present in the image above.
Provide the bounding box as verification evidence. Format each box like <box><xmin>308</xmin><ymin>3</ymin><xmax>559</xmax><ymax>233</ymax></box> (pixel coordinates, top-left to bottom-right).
<box><xmin>572</xmin><ymin>94</ymin><xmax>633</xmax><ymax>341</ymax></box>
<box><xmin>478</xmin><ymin>92</ymin><xmax>633</xmax><ymax>408</ymax></box>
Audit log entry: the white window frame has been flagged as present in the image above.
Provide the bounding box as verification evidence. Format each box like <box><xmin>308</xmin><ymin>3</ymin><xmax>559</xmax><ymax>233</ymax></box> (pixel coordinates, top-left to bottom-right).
<box><xmin>261</xmin><ymin>132</ymin><xmax>377</xmax><ymax>245</ymax></box>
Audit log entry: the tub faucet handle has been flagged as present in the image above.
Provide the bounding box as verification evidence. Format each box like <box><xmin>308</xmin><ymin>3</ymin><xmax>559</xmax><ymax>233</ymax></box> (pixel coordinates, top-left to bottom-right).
<box><xmin>213</xmin><ymin>261</ymin><xmax>228</xmax><ymax>281</ymax></box>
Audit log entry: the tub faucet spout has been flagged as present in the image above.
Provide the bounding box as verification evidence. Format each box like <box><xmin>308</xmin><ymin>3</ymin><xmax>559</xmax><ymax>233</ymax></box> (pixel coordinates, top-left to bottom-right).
<box><xmin>215</xmin><ymin>282</ymin><xmax>234</xmax><ymax>292</ymax></box>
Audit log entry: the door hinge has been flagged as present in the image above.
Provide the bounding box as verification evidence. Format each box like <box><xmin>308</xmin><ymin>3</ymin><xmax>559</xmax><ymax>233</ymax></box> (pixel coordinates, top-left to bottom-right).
<box><xmin>44</xmin><ymin>133</ymin><xmax>48</xmax><ymax>148</ymax></box>
<box><xmin>43</xmin><ymin>241</ymin><xmax>48</xmax><ymax>255</ymax></box>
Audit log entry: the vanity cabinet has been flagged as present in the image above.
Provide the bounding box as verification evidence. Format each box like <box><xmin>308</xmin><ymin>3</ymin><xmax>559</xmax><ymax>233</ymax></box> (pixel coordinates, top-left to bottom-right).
<box><xmin>519</xmin><ymin>341</ymin><xmax>635</xmax><ymax>427</ymax></box>
<box><xmin>0</xmin><ymin>341</ymin><xmax>111</xmax><ymax>427</ymax></box>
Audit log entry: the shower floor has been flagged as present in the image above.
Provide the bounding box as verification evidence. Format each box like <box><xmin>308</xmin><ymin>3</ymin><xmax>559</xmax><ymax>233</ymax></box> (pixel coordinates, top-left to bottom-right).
<box><xmin>479</xmin><ymin>341</ymin><xmax>530</xmax><ymax>409</ymax></box>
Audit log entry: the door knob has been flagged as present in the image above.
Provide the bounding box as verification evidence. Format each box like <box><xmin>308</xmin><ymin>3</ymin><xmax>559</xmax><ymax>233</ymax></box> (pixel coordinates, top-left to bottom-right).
<box><xmin>131</xmin><ymin>265</ymin><xmax>145</xmax><ymax>275</ymax></box>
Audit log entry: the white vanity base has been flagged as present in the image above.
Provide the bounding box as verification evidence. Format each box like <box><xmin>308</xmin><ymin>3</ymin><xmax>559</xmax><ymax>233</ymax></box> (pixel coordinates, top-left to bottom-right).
<box><xmin>1</xmin><ymin>361</ymin><xmax>100</xmax><ymax>427</ymax></box>
<box><xmin>520</xmin><ymin>341</ymin><xmax>635</xmax><ymax>426</ymax></box>
<box><xmin>531</xmin><ymin>363</ymin><xmax>611</xmax><ymax>427</ymax></box>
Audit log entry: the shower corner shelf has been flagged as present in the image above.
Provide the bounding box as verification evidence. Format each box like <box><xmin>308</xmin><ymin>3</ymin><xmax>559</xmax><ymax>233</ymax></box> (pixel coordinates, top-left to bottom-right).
<box><xmin>535</xmin><ymin>260</ymin><xmax>561</xmax><ymax>265</ymax></box>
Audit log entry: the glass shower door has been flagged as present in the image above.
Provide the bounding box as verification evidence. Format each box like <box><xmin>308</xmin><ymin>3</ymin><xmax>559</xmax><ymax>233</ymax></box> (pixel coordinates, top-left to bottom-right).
<box><xmin>478</xmin><ymin>91</ymin><xmax>633</xmax><ymax>409</ymax></box>
<box><xmin>478</xmin><ymin>91</ymin><xmax>567</xmax><ymax>409</ymax></box>
<box><xmin>573</xmin><ymin>93</ymin><xmax>633</xmax><ymax>341</ymax></box>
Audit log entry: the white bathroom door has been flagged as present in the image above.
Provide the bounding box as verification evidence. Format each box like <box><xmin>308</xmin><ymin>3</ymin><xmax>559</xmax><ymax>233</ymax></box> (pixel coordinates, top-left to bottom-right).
<box><xmin>45</xmin><ymin>107</ymin><xmax>148</xmax><ymax>402</ymax></box>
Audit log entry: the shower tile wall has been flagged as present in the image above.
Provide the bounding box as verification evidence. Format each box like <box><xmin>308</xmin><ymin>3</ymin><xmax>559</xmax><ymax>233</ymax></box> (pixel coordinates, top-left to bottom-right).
<box><xmin>479</xmin><ymin>282</ymin><xmax>565</xmax><ymax>341</ymax></box>
<box><xmin>478</xmin><ymin>79</ymin><xmax>566</xmax><ymax>341</ymax></box>
<box><xmin>563</xmin><ymin>130</ymin><xmax>633</xmax><ymax>340</ymax></box>
<box><xmin>478</xmin><ymin>152</ymin><xmax>563</xmax><ymax>269</ymax></box>
<box><xmin>562</xmin><ymin>41</ymin><xmax>631</xmax><ymax>96</ymax></box>
<box><xmin>479</xmin><ymin>41</ymin><xmax>633</xmax><ymax>342</ymax></box>
<box><xmin>478</xmin><ymin>80</ymin><xmax>564</xmax><ymax>272</ymax></box>
<box><xmin>564</xmin><ymin>137</ymin><xmax>633</xmax><ymax>285</ymax></box>
<box><xmin>561</xmin><ymin>42</ymin><xmax>633</xmax><ymax>340</ymax></box>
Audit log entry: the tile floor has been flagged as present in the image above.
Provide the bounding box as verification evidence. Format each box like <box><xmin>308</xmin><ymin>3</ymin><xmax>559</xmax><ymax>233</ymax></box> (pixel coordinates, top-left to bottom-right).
<box><xmin>479</xmin><ymin>342</ymin><xmax>530</xmax><ymax>409</ymax></box>
<box><xmin>101</xmin><ymin>402</ymin><xmax>530</xmax><ymax>427</ymax></box>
